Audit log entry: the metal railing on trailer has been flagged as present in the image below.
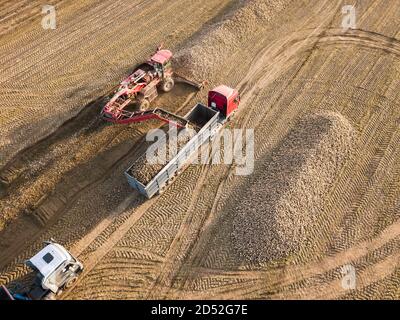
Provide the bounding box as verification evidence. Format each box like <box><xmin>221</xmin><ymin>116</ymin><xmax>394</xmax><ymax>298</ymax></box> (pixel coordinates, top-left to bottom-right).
<box><xmin>124</xmin><ymin>103</ymin><xmax>220</xmax><ymax>198</ymax></box>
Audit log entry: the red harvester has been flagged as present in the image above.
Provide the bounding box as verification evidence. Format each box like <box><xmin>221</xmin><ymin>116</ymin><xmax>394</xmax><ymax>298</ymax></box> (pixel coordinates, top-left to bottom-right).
<box><xmin>101</xmin><ymin>46</ymin><xmax>203</xmax><ymax>127</ymax></box>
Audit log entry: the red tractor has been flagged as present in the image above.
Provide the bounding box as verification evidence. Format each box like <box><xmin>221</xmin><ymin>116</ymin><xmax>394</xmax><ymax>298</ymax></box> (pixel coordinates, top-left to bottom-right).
<box><xmin>101</xmin><ymin>47</ymin><xmax>203</xmax><ymax>123</ymax></box>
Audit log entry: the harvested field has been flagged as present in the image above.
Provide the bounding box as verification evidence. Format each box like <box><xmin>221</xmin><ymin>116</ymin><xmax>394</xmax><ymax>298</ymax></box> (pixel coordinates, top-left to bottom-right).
<box><xmin>1</xmin><ymin>0</ymin><xmax>400</xmax><ymax>301</ymax></box>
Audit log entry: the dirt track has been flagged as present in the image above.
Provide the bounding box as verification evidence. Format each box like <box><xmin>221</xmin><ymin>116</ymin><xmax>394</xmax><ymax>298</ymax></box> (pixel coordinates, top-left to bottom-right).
<box><xmin>1</xmin><ymin>0</ymin><xmax>400</xmax><ymax>300</ymax></box>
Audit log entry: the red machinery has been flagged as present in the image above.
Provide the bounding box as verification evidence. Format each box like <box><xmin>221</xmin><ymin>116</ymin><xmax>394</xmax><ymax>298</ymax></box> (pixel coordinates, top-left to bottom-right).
<box><xmin>101</xmin><ymin>46</ymin><xmax>203</xmax><ymax>126</ymax></box>
<box><xmin>125</xmin><ymin>85</ymin><xmax>240</xmax><ymax>199</ymax></box>
<box><xmin>104</xmin><ymin>107</ymin><xmax>189</xmax><ymax>128</ymax></box>
<box><xmin>208</xmin><ymin>85</ymin><xmax>240</xmax><ymax>118</ymax></box>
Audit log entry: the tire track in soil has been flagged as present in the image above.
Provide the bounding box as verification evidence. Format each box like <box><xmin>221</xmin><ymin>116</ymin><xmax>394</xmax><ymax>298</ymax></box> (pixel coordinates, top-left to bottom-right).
<box><xmin>165</xmin><ymin>0</ymin><xmax>400</xmax><ymax>300</ymax></box>
<box><xmin>58</xmin><ymin>92</ymin><xmax>199</xmax><ymax>298</ymax></box>
<box><xmin>79</xmin><ymin>0</ymin><xmax>400</xmax><ymax>300</ymax></box>
<box><xmin>144</xmin><ymin>157</ymin><xmax>217</xmax><ymax>298</ymax></box>
<box><xmin>61</xmin><ymin>0</ymin><xmax>306</xmax><ymax>300</ymax></box>
<box><xmin>143</xmin><ymin>0</ymin><xmax>343</xmax><ymax>299</ymax></box>
<box><xmin>0</xmin><ymin>127</ymin><xmax>143</xmax><ymax>274</ymax></box>
<box><xmin>208</xmin><ymin>82</ymin><xmax>398</xmax><ymax>298</ymax></box>
<box><xmin>0</xmin><ymin>2</ymin><xmax>233</xmax><ymax>170</ymax></box>
<box><xmin>0</xmin><ymin>85</ymin><xmax>197</xmax><ymax>285</ymax></box>
<box><xmin>0</xmin><ymin>0</ymin><xmax>144</xmax><ymax>78</ymax></box>
<box><xmin>231</xmin><ymin>77</ymin><xmax>400</xmax><ymax>298</ymax></box>
<box><xmin>1</xmin><ymin>0</ymin><xmax>398</xmax><ymax>297</ymax></box>
<box><xmin>135</xmin><ymin>0</ymin><xmax>333</xmax><ymax>298</ymax></box>
<box><xmin>180</xmin><ymin>217</ymin><xmax>400</xmax><ymax>299</ymax></box>
<box><xmin>157</xmin><ymin>0</ymin><xmax>346</xmax><ymax>298</ymax></box>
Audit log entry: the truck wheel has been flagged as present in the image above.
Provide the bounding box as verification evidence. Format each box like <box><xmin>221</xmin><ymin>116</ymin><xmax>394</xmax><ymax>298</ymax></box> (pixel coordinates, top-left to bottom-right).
<box><xmin>161</xmin><ymin>77</ymin><xmax>174</xmax><ymax>92</ymax></box>
<box><xmin>64</xmin><ymin>276</ymin><xmax>78</xmax><ymax>289</ymax></box>
<box><xmin>138</xmin><ymin>98</ymin><xmax>150</xmax><ymax>111</ymax></box>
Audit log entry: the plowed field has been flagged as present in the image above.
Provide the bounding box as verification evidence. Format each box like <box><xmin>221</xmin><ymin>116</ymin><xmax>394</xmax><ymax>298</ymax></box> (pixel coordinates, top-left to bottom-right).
<box><xmin>1</xmin><ymin>0</ymin><xmax>399</xmax><ymax>300</ymax></box>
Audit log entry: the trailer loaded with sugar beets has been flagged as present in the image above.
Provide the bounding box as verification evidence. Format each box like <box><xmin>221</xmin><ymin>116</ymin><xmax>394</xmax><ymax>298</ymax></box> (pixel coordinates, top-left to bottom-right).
<box><xmin>125</xmin><ymin>85</ymin><xmax>240</xmax><ymax>198</ymax></box>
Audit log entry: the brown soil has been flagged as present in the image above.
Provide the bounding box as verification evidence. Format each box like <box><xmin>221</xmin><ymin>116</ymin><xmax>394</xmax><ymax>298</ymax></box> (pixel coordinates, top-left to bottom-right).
<box><xmin>1</xmin><ymin>0</ymin><xmax>400</xmax><ymax>301</ymax></box>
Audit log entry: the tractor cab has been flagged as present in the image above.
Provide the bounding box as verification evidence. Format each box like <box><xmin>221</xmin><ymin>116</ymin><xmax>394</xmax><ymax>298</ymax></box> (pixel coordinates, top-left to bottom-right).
<box><xmin>148</xmin><ymin>49</ymin><xmax>173</xmax><ymax>77</ymax></box>
<box><xmin>208</xmin><ymin>85</ymin><xmax>240</xmax><ymax>118</ymax></box>
<box><xmin>25</xmin><ymin>241</ymin><xmax>83</xmax><ymax>299</ymax></box>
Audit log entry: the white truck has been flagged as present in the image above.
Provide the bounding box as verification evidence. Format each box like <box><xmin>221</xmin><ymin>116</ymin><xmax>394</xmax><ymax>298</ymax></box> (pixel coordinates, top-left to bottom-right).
<box><xmin>0</xmin><ymin>240</ymin><xmax>83</xmax><ymax>300</ymax></box>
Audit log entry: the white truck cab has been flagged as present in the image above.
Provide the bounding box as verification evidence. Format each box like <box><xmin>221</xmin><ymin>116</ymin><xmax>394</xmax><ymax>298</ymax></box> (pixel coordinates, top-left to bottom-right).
<box><xmin>25</xmin><ymin>241</ymin><xmax>83</xmax><ymax>299</ymax></box>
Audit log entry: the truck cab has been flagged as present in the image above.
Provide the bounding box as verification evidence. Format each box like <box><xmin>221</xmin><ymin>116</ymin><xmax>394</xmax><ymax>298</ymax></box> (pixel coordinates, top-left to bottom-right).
<box><xmin>208</xmin><ymin>85</ymin><xmax>240</xmax><ymax>118</ymax></box>
<box><xmin>25</xmin><ymin>241</ymin><xmax>83</xmax><ymax>299</ymax></box>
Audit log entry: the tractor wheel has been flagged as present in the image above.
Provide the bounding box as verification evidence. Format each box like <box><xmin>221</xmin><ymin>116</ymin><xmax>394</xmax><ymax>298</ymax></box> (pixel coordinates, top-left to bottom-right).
<box><xmin>64</xmin><ymin>275</ymin><xmax>78</xmax><ymax>289</ymax></box>
<box><xmin>161</xmin><ymin>77</ymin><xmax>174</xmax><ymax>92</ymax></box>
<box><xmin>138</xmin><ymin>98</ymin><xmax>150</xmax><ymax>111</ymax></box>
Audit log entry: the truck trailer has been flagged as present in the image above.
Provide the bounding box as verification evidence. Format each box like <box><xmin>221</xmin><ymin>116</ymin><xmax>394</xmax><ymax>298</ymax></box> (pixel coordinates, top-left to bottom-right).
<box><xmin>125</xmin><ymin>85</ymin><xmax>240</xmax><ymax>198</ymax></box>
